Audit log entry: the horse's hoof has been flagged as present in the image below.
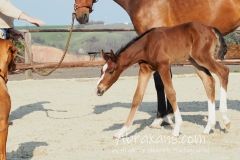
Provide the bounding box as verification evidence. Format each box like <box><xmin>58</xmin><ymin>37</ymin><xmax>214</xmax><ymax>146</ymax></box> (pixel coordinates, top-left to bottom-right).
<box><xmin>149</xmin><ymin>124</ymin><xmax>162</xmax><ymax>129</ymax></box>
<box><xmin>226</xmin><ymin>122</ymin><xmax>230</xmax><ymax>129</ymax></box>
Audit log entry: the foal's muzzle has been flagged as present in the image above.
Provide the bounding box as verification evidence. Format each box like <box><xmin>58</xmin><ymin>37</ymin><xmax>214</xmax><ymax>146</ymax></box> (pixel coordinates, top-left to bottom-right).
<box><xmin>96</xmin><ymin>87</ymin><xmax>104</xmax><ymax>96</ymax></box>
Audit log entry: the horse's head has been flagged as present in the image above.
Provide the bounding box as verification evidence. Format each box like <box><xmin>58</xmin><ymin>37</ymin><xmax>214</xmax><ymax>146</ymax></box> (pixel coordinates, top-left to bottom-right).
<box><xmin>74</xmin><ymin>0</ymin><xmax>97</xmax><ymax>24</ymax></box>
<box><xmin>96</xmin><ymin>50</ymin><xmax>123</xmax><ymax>96</ymax></box>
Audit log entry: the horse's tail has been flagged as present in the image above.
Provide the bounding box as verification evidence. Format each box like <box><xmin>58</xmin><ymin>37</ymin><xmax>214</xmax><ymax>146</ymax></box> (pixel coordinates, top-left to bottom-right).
<box><xmin>212</xmin><ymin>27</ymin><xmax>228</xmax><ymax>60</ymax></box>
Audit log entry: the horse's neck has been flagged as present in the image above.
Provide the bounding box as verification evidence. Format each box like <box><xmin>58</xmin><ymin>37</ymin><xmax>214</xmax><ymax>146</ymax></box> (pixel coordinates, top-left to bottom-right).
<box><xmin>114</xmin><ymin>0</ymin><xmax>129</xmax><ymax>14</ymax></box>
<box><xmin>118</xmin><ymin>47</ymin><xmax>144</xmax><ymax>69</ymax></box>
<box><xmin>113</xmin><ymin>0</ymin><xmax>151</xmax><ymax>34</ymax></box>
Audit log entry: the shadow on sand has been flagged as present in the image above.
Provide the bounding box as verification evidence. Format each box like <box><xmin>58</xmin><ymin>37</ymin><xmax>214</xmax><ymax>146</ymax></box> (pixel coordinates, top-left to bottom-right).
<box><xmin>7</xmin><ymin>141</ymin><xmax>48</xmax><ymax>160</ymax></box>
<box><xmin>93</xmin><ymin>100</ymin><xmax>240</xmax><ymax>136</ymax></box>
<box><xmin>9</xmin><ymin>101</ymin><xmax>70</xmax><ymax>122</ymax></box>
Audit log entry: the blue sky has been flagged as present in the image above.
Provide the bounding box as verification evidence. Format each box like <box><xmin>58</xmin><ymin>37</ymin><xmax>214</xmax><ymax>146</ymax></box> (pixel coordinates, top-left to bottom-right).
<box><xmin>11</xmin><ymin>0</ymin><xmax>131</xmax><ymax>26</ymax></box>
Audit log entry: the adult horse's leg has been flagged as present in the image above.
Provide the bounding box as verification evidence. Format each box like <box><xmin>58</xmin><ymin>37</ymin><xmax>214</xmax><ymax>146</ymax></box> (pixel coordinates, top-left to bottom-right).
<box><xmin>157</xmin><ymin>64</ymin><xmax>182</xmax><ymax>136</ymax></box>
<box><xmin>113</xmin><ymin>63</ymin><xmax>154</xmax><ymax>139</ymax></box>
<box><xmin>150</xmin><ymin>70</ymin><xmax>174</xmax><ymax>128</ymax></box>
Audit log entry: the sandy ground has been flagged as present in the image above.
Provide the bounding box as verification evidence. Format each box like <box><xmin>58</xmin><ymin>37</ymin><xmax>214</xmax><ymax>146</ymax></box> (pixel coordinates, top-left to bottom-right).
<box><xmin>5</xmin><ymin>69</ymin><xmax>240</xmax><ymax>160</ymax></box>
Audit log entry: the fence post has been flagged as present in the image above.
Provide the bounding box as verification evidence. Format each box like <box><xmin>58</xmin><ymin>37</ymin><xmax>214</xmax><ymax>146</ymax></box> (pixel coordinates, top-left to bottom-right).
<box><xmin>21</xmin><ymin>30</ymin><xmax>33</xmax><ymax>79</ymax></box>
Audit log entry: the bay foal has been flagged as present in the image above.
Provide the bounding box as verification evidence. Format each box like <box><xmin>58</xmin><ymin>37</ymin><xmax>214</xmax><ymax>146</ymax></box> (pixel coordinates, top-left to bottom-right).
<box><xmin>0</xmin><ymin>40</ymin><xmax>17</xmax><ymax>160</ymax></box>
<box><xmin>96</xmin><ymin>22</ymin><xmax>230</xmax><ymax>139</ymax></box>
<box><xmin>75</xmin><ymin>0</ymin><xmax>240</xmax><ymax>127</ymax></box>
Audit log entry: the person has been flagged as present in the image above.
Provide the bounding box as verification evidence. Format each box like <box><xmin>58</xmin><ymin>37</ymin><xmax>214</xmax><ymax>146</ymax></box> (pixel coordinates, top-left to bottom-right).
<box><xmin>0</xmin><ymin>0</ymin><xmax>46</xmax><ymax>40</ymax></box>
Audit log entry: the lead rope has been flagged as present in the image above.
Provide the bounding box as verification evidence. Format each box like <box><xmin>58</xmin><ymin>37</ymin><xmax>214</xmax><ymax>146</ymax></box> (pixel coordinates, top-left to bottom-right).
<box><xmin>20</xmin><ymin>13</ymin><xmax>76</xmax><ymax>76</ymax></box>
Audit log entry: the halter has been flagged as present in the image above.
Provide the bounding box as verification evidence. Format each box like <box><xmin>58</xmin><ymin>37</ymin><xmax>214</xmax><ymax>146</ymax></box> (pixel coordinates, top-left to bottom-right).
<box><xmin>74</xmin><ymin>0</ymin><xmax>98</xmax><ymax>13</ymax></box>
<box><xmin>0</xmin><ymin>69</ymin><xmax>8</xmax><ymax>83</ymax></box>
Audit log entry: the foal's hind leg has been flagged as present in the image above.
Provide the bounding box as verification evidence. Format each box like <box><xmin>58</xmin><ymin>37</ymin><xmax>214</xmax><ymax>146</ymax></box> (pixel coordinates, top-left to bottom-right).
<box><xmin>113</xmin><ymin>63</ymin><xmax>154</xmax><ymax>139</ymax></box>
<box><xmin>196</xmin><ymin>58</ymin><xmax>230</xmax><ymax>129</ymax></box>
<box><xmin>190</xmin><ymin>57</ymin><xmax>230</xmax><ymax>133</ymax></box>
<box><xmin>189</xmin><ymin>58</ymin><xmax>216</xmax><ymax>134</ymax></box>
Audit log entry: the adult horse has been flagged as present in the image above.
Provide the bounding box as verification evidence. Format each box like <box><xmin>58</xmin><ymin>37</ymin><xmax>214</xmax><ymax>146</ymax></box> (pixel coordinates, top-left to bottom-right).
<box><xmin>96</xmin><ymin>22</ymin><xmax>230</xmax><ymax>138</ymax></box>
<box><xmin>74</xmin><ymin>0</ymin><xmax>240</xmax><ymax>128</ymax></box>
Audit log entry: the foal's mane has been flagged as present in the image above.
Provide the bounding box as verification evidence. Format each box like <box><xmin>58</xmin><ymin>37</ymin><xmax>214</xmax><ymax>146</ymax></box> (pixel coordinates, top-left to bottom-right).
<box><xmin>115</xmin><ymin>28</ymin><xmax>155</xmax><ymax>56</ymax></box>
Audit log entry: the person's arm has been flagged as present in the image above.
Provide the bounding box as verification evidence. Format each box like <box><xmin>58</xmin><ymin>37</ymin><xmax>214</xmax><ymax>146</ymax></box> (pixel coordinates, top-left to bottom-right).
<box><xmin>0</xmin><ymin>0</ymin><xmax>45</xmax><ymax>27</ymax></box>
<box><xmin>18</xmin><ymin>12</ymin><xmax>46</xmax><ymax>27</ymax></box>
<box><xmin>0</xmin><ymin>0</ymin><xmax>22</xmax><ymax>19</ymax></box>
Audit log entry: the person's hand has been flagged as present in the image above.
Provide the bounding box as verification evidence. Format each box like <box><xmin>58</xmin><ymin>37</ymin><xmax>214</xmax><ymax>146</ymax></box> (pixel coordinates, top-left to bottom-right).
<box><xmin>28</xmin><ymin>17</ymin><xmax>46</xmax><ymax>27</ymax></box>
<box><xmin>8</xmin><ymin>28</ymin><xmax>21</xmax><ymax>40</ymax></box>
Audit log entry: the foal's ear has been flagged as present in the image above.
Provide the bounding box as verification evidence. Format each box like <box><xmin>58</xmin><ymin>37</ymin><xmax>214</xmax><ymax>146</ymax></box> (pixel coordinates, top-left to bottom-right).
<box><xmin>101</xmin><ymin>50</ymin><xmax>109</xmax><ymax>61</ymax></box>
<box><xmin>109</xmin><ymin>50</ymin><xmax>116</xmax><ymax>61</ymax></box>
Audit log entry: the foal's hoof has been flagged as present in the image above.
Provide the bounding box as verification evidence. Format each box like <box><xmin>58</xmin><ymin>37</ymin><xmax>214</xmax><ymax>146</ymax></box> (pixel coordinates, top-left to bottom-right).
<box><xmin>165</xmin><ymin>121</ymin><xmax>174</xmax><ymax>125</ymax></box>
<box><xmin>164</xmin><ymin>114</ymin><xmax>174</xmax><ymax>125</ymax></box>
<box><xmin>113</xmin><ymin>136</ymin><xmax>120</xmax><ymax>140</ymax></box>
<box><xmin>171</xmin><ymin>134</ymin><xmax>179</xmax><ymax>138</ymax></box>
<box><xmin>226</xmin><ymin>122</ymin><xmax>230</xmax><ymax>129</ymax></box>
<box><xmin>113</xmin><ymin>133</ymin><xmax>123</xmax><ymax>140</ymax></box>
<box><xmin>149</xmin><ymin>124</ymin><xmax>162</xmax><ymax>129</ymax></box>
<box><xmin>202</xmin><ymin>132</ymin><xmax>209</xmax><ymax>135</ymax></box>
<box><xmin>8</xmin><ymin>121</ymin><xmax>13</xmax><ymax>126</ymax></box>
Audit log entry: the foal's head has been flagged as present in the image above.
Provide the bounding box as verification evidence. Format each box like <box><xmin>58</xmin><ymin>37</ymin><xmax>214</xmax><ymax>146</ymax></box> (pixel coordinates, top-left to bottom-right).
<box><xmin>96</xmin><ymin>50</ymin><xmax>123</xmax><ymax>96</ymax></box>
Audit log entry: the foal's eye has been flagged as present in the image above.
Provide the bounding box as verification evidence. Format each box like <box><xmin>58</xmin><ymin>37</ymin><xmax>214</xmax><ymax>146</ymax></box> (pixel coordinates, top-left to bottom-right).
<box><xmin>109</xmin><ymin>70</ymin><xmax>114</xmax><ymax>74</ymax></box>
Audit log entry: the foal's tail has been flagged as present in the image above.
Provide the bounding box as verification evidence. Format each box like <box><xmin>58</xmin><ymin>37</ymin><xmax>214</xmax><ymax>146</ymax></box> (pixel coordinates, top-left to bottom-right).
<box><xmin>212</xmin><ymin>27</ymin><xmax>228</xmax><ymax>60</ymax></box>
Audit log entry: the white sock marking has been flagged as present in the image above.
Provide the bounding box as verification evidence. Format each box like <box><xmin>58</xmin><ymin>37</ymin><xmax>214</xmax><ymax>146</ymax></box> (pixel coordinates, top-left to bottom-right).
<box><xmin>203</xmin><ymin>100</ymin><xmax>216</xmax><ymax>134</ymax></box>
<box><xmin>219</xmin><ymin>87</ymin><xmax>230</xmax><ymax>125</ymax></box>
<box><xmin>114</xmin><ymin>126</ymin><xmax>131</xmax><ymax>139</ymax></box>
<box><xmin>172</xmin><ymin>107</ymin><xmax>182</xmax><ymax>136</ymax></box>
<box><xmin>150</xmin><ymin>118</ymin><xmax>163</xmax><ymax>128</ymax></box>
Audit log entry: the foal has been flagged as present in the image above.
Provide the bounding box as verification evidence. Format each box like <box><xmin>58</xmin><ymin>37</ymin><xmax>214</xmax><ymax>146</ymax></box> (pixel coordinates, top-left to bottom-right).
<box><xmin>0</xmin><ymin>40</ymin><xmax>17</xmax><ymax>160</ymax></box>
<box><xmin>96</xmin><ymin>22</ymin><xmax>230</xmax><ymax>139</ymax></box>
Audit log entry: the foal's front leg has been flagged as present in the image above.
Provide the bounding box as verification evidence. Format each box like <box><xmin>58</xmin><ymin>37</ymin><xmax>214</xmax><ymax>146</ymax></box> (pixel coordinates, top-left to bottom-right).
<box><xmin>113</xmin><ymin>64</ymin><xmax>153</xmax><ymax>139</ymax></box>
<box><xmin>157</xmin><ymin>65</ymin><xmax>183</xmax><ymax>136</ymax></box>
